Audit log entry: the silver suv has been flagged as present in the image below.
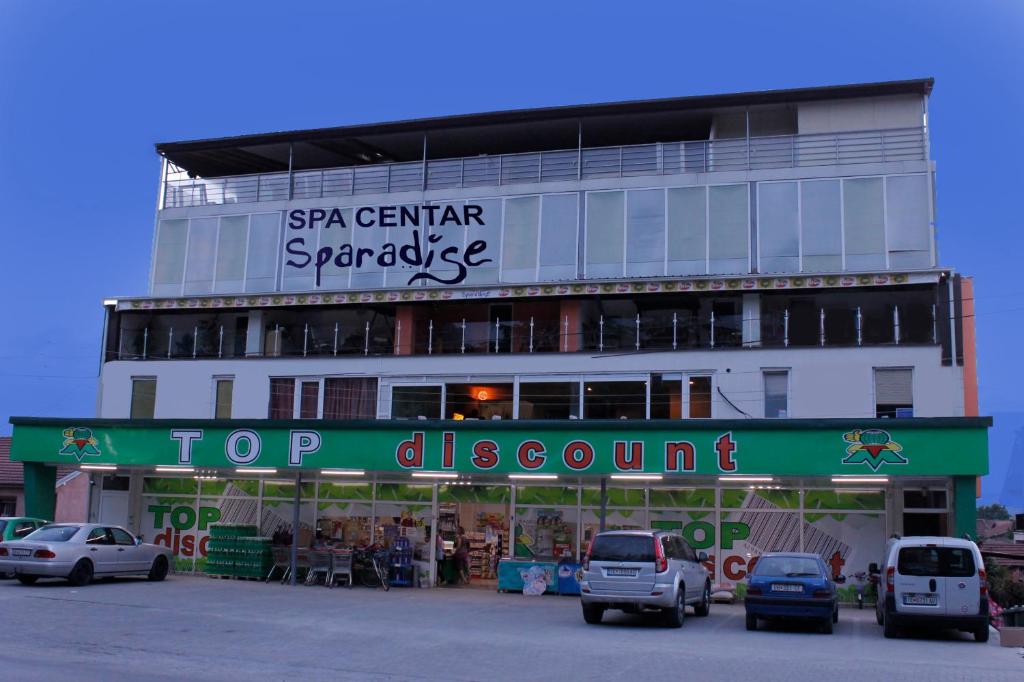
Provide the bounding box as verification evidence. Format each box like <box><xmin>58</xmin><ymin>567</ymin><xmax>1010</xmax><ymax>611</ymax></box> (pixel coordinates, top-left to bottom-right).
<box><xmin>579</xmin><ymin>530</ymin><xmax>711</xmax><ymax>627</ymax></box>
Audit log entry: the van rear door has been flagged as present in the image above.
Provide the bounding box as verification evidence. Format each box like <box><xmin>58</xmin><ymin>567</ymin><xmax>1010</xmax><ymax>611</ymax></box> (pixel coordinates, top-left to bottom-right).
<box><xmin>587</xmin><ymin>534</ymin><xmax>657</xmax><ymax>593</ymax></box>
<box><xmin>895</xmin><ymin>544</ymin><xmax>945</xmax><ymax>615</ymax></box>
<box><xmin>938</xmin><ymin>542</ymin><xmax>980</xmax><ymax>617</ymax></box>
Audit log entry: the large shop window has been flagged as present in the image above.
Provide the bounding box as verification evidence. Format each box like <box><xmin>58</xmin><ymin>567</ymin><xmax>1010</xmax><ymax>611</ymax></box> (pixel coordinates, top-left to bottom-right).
<box><xmin>518</xmin><ymin>382</ymin><xmax>580</xmax><ymax>419</ymax></box>
<box><xmin>391</xmin><ymin>386</ymin><xmax>442</xmax><ymax>419</ymax></box>
<box><xmin>763</xmin><ymin>371</ymin><xmax>789</xmax><ymax>418</ymax></box>
<box><xmin>874</xmin><ymin>368</ymin><xmax>913</xmax><ymax>418</ymax></box>
<box><xmin>323</xmin><ymin>378</ymin><xmax>377</xmax><ymax>419</ymax></box>
<box><xmin>584</xmin><ymin>381</ymin><xmax>646</xmax><ymax>420</ymax></box>
<box><xmin>130</xmin><ymin>378</ymin><xmax>157</xmax><ymax>419</ymax></box>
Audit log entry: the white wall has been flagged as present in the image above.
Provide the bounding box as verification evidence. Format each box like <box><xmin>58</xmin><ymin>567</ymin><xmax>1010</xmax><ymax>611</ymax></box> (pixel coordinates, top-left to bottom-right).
<box><xmin>798</xmin><ymin>95</ymin><xmax>923</xmax><ymax>134</ymax></box>
<box><xmin>99</xmin><ymin>345</ymin><xmax>963</xmax><ymax>421</ymax></box>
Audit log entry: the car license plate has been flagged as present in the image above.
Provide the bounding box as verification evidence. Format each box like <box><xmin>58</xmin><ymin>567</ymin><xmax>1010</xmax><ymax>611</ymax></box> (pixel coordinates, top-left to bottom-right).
<box><xmin>606</xmin><ymin>568</ymin><xmax>638</xmax><ymax>577</ymax></box>
<box><xmin>903</xmin><ymin>593</ymin><xmax>938</xmax><ymax>606</ymax></box>
<box><xmin>12</xmin><ymin>549</ymin><xmax>31</xmax><ymax>557</ymax></box>
<box><xmin>771</xmin><ymin>583</ymin><xmax>803</xmax><ymax>592</ymax></box>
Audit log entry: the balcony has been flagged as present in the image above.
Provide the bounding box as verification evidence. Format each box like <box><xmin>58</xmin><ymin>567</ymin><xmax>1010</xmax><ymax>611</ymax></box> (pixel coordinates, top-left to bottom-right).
<box><xmin>161</xmin><ymin>127</ymin><xmax>926</xmax><ymax>209</ymax></box>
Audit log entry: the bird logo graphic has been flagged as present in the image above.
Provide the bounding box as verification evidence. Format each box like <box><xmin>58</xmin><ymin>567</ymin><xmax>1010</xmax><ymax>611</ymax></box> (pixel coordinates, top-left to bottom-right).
<box><xmin>842</xmin><ymin>429</ymin><xmax>907</xmax><ymax>471</ymax></box>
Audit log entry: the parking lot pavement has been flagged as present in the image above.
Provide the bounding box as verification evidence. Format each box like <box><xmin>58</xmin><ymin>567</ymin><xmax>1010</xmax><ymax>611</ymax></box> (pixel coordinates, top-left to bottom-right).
<box><xmin>0</xmin><ymin>576</ymin><xmax>1020</xmax><ymax>682</ymax></box>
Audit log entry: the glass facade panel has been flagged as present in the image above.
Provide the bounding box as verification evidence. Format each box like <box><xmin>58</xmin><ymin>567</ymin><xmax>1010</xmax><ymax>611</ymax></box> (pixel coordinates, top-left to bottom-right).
<box><xmin>214</xmin><ymin>215</ymin><xmax>248</xmax><ymax>293</ymax></box>
<box><xmin>246</xmin><ymin>213</ymin><xmax>281</xmax><ymax>293</ymax></box>
<box><xmin>667</xmin><ymin>187</ymin><xmax>707</xmax><ymax>275</ymax></box>
<box><xmin>539</xmin><ymin>194</ymin><xmax>578</xmax><ymax>280</ymax></box>
<box><xmin>130</xmin><ymin>378</ymin><xmax>156</xmax><ymax>419</ymax></box>
<box><xmin>153</xmin><ymin>219</ymin><xmax>188</xmax><ymax>296</ymax></box>
<box><xmin>268</xmin><ymin>378</ymin><xmax>295</xmax><ymax>418</ymax></box>
<box><xmin>445</xmin><ymin>383</ymin><xmax>513</xmax><ymax>420</ymax></box>
<box><xmin>502</xmin><ymin>196</ymin><xmax>540</xmax><ymax>282</ymax></box>
<box><xmin>391</xmin><ymin>385</ymin><xmax>442</xmax><ymax>419</ymax></box>
<box><xmin>317</xmin><ymin>207</ymin><xmax>353</xmax><ymax>290</ymax></box>
<box><xmin>625</xmin><ymin>189</ymin><xmax>665</xmax><ymax>277</ymax></box>
<box><xmin>843</xmin><ymin>177</ymin><xmax>886</xmax><ymax>270</ymax></box>
<box><xmin>183</xmin><ymin>217</ymin><xmax>218</xmax><ymax>295</ymax></box>
<box><xmin>583</xmin><ymin>381</ymin><xmax>646</xmax><ymax>419</ymax></box>
<box><xmin>464</xmin><ymin>198</ymin><xmax>502</xmax><ymax>285</ymax></box>
<box><xmin>585</xmin><ymin>191</ymin><xmax>625</xmax><ymax>278</ymax></box>
<box><xmin>518</xmin><ymin>382</ymin><xmax>580</xmax><ymax>419</ymax></box>
<box><xmin>885</xmin><ymin>174</ymin><xmax>932</xmax><ymax>269</ymax></box>
<box><xmin>758</xmin><ymin>182</ymin><xmax>799</xmax><ymax>273</ymax></box>
<box><xmin>708</xmin><ymin>184</ymin><xmax>748</xmax><ymax>274</ymax></box>
<box><xmin>800</xmin><ymin>180</ymin><xmax>842</xmax><ymax>272</ymax></box>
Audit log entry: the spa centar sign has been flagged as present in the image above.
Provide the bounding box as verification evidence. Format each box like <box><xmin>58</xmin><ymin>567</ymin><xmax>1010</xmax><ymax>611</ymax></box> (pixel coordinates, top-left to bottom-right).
<box><xmin>9</xmin><ymin>419</ymin><xmax>990</xmax><ymax>477</ymax></box>
<box><xmin>285</xmin><ymin>203</ymin><xmax>491</xmax><ymax>287</ymax></box>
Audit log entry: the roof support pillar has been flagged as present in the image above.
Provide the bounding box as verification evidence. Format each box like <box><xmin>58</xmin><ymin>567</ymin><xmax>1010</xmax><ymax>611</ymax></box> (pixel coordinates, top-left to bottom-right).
<box><xmin>23</xmin><ymin>462</ymin><xmax>56</xmax><ymax>521</ymax></box>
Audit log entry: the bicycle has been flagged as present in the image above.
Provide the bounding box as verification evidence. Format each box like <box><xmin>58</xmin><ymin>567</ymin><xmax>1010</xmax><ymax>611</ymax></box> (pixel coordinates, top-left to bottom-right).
<box><xmin>372</xmin><ymin>549</ymin><xmax>391</xmax><ymax>592</ymax></box>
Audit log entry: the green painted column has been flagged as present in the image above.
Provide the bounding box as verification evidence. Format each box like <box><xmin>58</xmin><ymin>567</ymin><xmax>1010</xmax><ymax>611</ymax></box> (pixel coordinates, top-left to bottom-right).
<box><xmin>952</xmin><ymin>476</ymin><xmax>977</xmax><ymax>540</ymax></box>
<box><xmin>23</xmin><ymin>462</ymin><xmax>56</xmax><ymax>521</ymax></box>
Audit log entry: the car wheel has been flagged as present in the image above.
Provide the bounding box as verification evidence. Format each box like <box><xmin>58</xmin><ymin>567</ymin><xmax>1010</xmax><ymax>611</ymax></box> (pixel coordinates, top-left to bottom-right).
<box><xmin>16</xmin><ymin>575</ymin><xmax>38</xmax><ymax>586</ymax></box>
<box><xmin>694</xmin><ymin>582</ymin><xmax>711</xmax><ymax>617</ymax></box>
<box><xmin>148</xmin><ymin>556</ymin><xmax>169</xmax><ymax>582</ymax></box>
<box><xmin>974</xmin><ymin>626</ymin><xmax>990</xmax><ymax>643</ymax></box>
<box><xmin>821</xmin><ymin>617</ymin><xmax>834</xmax><ymax>635</ymax></box>
<box><xmin>745</xmin><ymin>613</ymin><xmax>757</xmax><ymax>631</ymax></box>
<box><xmin>581</xmin><ymin>602</ymin><xmax>605</xmax><ymax>625</ymax></box>
<box><xmin>882</xmin><ymin>613</ymin><xmax>899</xmax><ymax>639</ymax></box>
<box><xmin>68</xmin><ymin>559</ymin><xmax>93</xmax><ymax>587</ymax></box>
<box><xmin>663</xmin><ymin>589</ymin><xmax>685</xmax><ymax>628</ymax></box>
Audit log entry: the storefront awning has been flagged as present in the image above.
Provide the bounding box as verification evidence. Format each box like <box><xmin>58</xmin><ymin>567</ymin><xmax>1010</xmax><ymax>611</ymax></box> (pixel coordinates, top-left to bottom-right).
<box><xmin>9</xmin><ymin>417</ymin><xmax>990</xmax><ymax>478</ymax></box>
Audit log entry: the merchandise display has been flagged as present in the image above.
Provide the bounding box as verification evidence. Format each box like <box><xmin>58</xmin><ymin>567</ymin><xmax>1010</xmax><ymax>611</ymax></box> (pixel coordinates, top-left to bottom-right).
<box><xmin>205</xmin><ymin>523</ymin><xmax>273</xmax><ymax>579</ymax></box>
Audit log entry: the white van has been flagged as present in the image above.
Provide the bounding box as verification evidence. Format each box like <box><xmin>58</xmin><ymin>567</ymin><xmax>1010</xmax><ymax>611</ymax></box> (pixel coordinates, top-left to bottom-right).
<box><xmin>873</xmin><ymin>536</ymin><xmax>990</xmax><ymax>642</ymax></box>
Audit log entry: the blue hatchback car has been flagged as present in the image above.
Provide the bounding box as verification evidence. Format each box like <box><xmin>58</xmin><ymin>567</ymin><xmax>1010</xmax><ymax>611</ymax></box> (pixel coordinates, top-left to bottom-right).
<box><xmin>744</xmin><ymin>552</ymin><xmax>838</xmax><ymax>634</ymax></box>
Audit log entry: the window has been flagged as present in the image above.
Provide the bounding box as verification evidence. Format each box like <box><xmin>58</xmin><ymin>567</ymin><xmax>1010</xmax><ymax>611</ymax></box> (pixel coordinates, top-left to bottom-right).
<box><xmin>764</xmin><ymin>371</ymin><xmax>789</xmax><ymax>418</ymax></box>
<box><xmin>445</xmin><ymin>383</ymin><xmax>513</xmax><ymax>420</ymax></box>
<box><xmin>903</xmin><ymin>489</ymin><xmax>947</xmax><ymax>510</ymax></box>
<box><xmin>110</xmin><ymin>528</ymin><xmax>136</xmax><ymax>546</ymax></box>
<box><xmin>708</xmin><ymin>184</ymin><xmax>749</xmax><ymax>274</ymax></box>
<box><xmin>843</xmin><ymin>177</ymin><xmax>886</xmax><ymax>270</ymax></box>
<box><xmin>875</xmin><ymin>368</ymin><xmax>913</xmax><ymax>418</ymax></box>
<box><xmin>130</xmin><ymin>378</ymin><xmax>156</xmax><ymax>419</ymax></box>
<box><xmin>86</xmin><ymin>528</ymin><xmax>113</xmax><ymax>545</ymax></box>
<box><xmin>584</xmin><ymin>381</ymin><xmax>646</xmax><ymax>420</ymax></box>
<box><xmin>102</xmin><ymin>475</ymin><xmax>130</xmax><ymax>491</ymax></box>
<box><xmin>758</xmin><ymin>182</ymin><xmax>799</xmax><ymax>273</ymax></box>
<box><xmin>688</xmin><ymin>376</ymin><xmax>712</xmax><ymax>418</ymax></box>
<box><xmin>586</xmin><ymin>191</ymin><xmax>625</xmax><ymax>278</ymax></box>
<box><xmin>30</xmin><ymin>525</ymin><xmax>80</xmax><ymax>542</ymax></box>
<box><xmin>518</xmin><ymin>382</ymin><xmax>580</xmax><ymax>419</ymax></box>
<box><xmin>651</xmin><ymin>375</ymin><xmax>682</xmax><ymax>419</ymax></box>
<box><xmin>13</xmin><ymin>522</ymin><xmax>37</xmax><ymax>539</ymax></box>
<box><xmin>323</xmin><ymin>378</ymin><xmax>378</xmax><ymax>419</ymax></box>
<box><xmin>214</xmin><ymin>378</ymin><xmax>233</xmax><ymax>419</ymax></box>
<box><xmin>502</xmin><ymin>196</ymin><xmax>540</xmax><ymax>282</ymax></box>
<box><xmin>589</xmin><ymin>534</ymin><xmax>655</xmax><ymax>562</ymax></box>
<box><xmin>268</xmin><ymin>378</ymin><xmax>295</xmax><ymax>419</ymax></box>
<box><xmin>897</xmin><ymin>547</ymin><xmax>975</xmax><ymax>578</ymax></box>
<box><xmin>0</xmin><ymin>500</ymin><xmax>14</xmax><ymax>517</ymax></box>
<box><xmin>299</xmin><ymin>381</ymin><xmax>320</xmax><ymax>419</ymax></box>
<box><xmin>391</xmin><ymin>385</ymin><xmax>442</xmax><ymax>419</ymax></box>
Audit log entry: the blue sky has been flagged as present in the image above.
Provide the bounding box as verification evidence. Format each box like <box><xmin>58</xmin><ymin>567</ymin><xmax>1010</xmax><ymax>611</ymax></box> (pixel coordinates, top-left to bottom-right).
<box><xmin>1</xmin><ymin>1</ymin><xmax>1022</xmax><ymax>500</ymax></box>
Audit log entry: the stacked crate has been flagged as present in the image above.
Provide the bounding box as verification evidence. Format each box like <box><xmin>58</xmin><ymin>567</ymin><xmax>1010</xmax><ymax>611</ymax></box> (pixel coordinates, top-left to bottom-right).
<box><xmin>205</xmin><ymin>524</ymin><xmax>272</xmax><ymax>579</ymax></box>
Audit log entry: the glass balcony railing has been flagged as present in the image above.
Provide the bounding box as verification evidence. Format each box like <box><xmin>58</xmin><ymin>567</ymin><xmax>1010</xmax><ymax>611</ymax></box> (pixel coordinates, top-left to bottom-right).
<box><xmin>162</xmin><ymin>127</ymin><xmax>926</xmax><ymax>209</ymax></box>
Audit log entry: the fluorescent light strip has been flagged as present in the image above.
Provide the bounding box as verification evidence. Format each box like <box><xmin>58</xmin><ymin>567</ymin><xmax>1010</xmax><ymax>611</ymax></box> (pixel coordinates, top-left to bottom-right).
<box><xmin>411</xmin><ymin>472</ymin><xmax>459</xmax><ymax>479</ymax></box>
<box><xmin>80</xmin><ymin>464</ymin><xmax>117</xmax><ymax>471</ymax></box>
<box><xmin>718</xmin><ymin>476</ymin><xmax>774</xmax><ymax>483</ymax></box>
<box><xmin>156</xmin><ymin>466</ymin><xmax>195</xmax><ymax>473</ymax></box>
<box><xmin>235</xmin><ymin>468</ymin><xmax>277</xmax><ymax>475</ymax></box>
<box><xmin>831</xmin><ymin>476</ymin><xmax>890</xmax><ymax>484</ymax></box>
<box><xmin>610</xmin><ymin>474</ymin><xmax>664</xmax><ymax>481</ymax></box>
<box><xmin>508</xmin><ymin>474</ymin><xmax>559</xmax><ymax>480</ymax></box>
<box><xmin>320</xmin><ymin>469</ymin><xmax>365</xmax><ymax>477</ymax></box>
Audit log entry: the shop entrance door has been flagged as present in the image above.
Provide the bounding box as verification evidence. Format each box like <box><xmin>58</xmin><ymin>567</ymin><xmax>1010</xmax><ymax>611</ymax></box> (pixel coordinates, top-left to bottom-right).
<box><xmin>436</xmin><ymin>484</ymin><xmax>510</xmax><ymax>588</ymax></box>
<box><xmin>97</xmin><ymin>475</ymin><xmax>130</xmax><ymax>527</ymax></box>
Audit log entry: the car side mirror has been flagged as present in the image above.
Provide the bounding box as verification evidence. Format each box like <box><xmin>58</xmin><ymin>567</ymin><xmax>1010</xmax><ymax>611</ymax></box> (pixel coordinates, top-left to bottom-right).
<box><xmin>868</xmin><ymin>563</ymin><xmax>880</xmax><ymax>575</ymax></box>
<box><xmin>135</xmin><ymin>536</ymin><xmax>143</xmax><ymax>546</ymax></box>
<box><xmin>697</xmin><ymin>551</ymin><xmax>709</xmax><ymax>563</ymax></box>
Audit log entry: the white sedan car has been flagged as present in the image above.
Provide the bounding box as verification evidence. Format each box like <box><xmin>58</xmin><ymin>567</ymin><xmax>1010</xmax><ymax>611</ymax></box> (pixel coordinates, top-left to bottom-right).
<box><xmin>0</xmin><ymin>523</ymin><xmax>172</xmax><ymax>586</ymax></box>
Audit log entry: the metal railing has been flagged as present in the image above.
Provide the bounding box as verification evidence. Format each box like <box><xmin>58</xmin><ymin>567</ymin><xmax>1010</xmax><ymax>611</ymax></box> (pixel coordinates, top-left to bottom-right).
<box><xmin>162</xmin><ymin>127</ymin><xmax>927</xmax><ymax>208</ymax></box>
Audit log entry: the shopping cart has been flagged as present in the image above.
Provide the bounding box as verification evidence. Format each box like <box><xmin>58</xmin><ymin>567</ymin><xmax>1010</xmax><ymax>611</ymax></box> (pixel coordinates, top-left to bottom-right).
<box><xmin>328</xmin><ymin>548</ymin><xmax>354</xmax><ymax>589</ymax></box>
<box><xmin>306</xmin><ymin>550</ymin><xmax>332</xmax><ymax>586</ymax></box>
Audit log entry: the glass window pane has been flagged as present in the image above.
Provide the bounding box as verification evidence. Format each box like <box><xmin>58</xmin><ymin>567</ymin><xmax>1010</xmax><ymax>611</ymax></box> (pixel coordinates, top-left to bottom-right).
<box><xmin>323</xmin><ymin>378</ymin><xmax>377</xmax><ymax>419</ymax></box>
<box><xmin>299</xmin><ymin>381</ymin><xmax>319</xmax><ymax>419</ymax></box>
<box><xmin>585</xmin><ymin>191</ymin><xmax>625</xmax><ymax>278</ymax></box>
<box><xmin>424</xmin><ymin>201</ymin><xmax>466</xmax><ymax>287</ymax></box>
<box><xmin>268</xmin><ymin>378</ymin><xmax>294</xmax><ymax>419</ymax></box>
<box><xmin>843</xmin><ymin>177</ymin><xmax>886</xmax><ymax>270</ymax></box>
<box><xmin>502</xmin><ymin>196</ymin><xmax>540</xmax><ymax>283</ymax></box>
<box><xmin>885</xmin><ymin>174</ymin><xmax>932</xmax><ymax>269</ymax></box>
<box><xmin>650</xmin><ymin>376</ymin><xmax>682</xmax><ymax>419</ymax></box>
<box><xmin>584</xmin><ymin>381</ymin><xmax>645</xmax><ymax>419</ymax></box>
<box><xmin>667</xmin><ymin>187</ymin><xmax>707</xmax><ymax>275</ymax></box>
<box><xmin>539</xmin><ymin>194</ymin><xmax>578</xmax><ymax>280</ymax></box>
<box><xmin>445</xmin><ymin>383</ymin><xmax>513</xmax><ymax>420</ymax></box>
<box><xmin>464</xmin><ymin>198</ymin><xmax>502</xmax><ymax>285</ymax></box>
<box><xmin>131</xmin><ymin>378</ymin><xmax>156</xmax><ymax>419</ymax></box>
<box><xmin>347</xmin><ymin>211</ymin><xmax>389</xmax><ymax>290</ymax></box>
<box><xmin>215</xmin><ymin>379</ymin><xmax>233</xmax><ymax>419</ymax></box>
<box><xmin>153</xmin><ymin>219</ymin><xmax>188</xmax><ymax>296</ymax></box>
<box><xmin>764</xmin><ymin>371</ymin><xmax>788</xmax><ymax>418</ymax></box>
<box><xmin>317</xmin><ymin>207</ymin><xmax>353</xmax><ymax>290</ymax></box>
<box><xmin>246</xmin><ymin>213</ymin><xmax>281</xmax><ymax>293</ymax></box>
<box><xmin>391</xmin><ymin>386</ymin><xmax>442</xmax><ymax>419</ymax></box>
<box><xmin>758</xmin><ymin>182</ymin><xmax>799</xmax><ymax>273</ymax></box>
<box><xmin>214</xmin><ymin>216</ymin><xmax>248</xmax><ymax>294</ymax></box>
<box><xmin>625</xmin><ymin>189</ymin><xmax>666</xmax><ymax>277</ymax></box>
<box><xmin>184</xmin><ymin>218</ymin><xmax>218</xmax><ymax>295</ymax></box>
<box><xmin>688</xmin><ymin>376</ymin><xmax>711</xmax><ymax>418</ymax></box>
<box><xmin>801</xmin><ymin>180</ymin><xmax>842</xmax><ymax>272</ymax></box>
<box><xmin>708</xmin><ymin>184</ymin><xmax>748</xmax><ymax>274</ymax></box>
<box><xmin>517</xmin><ymin>382</ymin><xmax>580</xmax><ymax>419</ymax></box>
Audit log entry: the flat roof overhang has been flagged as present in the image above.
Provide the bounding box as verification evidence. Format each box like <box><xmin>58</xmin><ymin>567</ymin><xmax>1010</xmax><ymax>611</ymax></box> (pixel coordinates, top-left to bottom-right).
<box><xmin>10</xmin><ymin>415</ymin><xmax>989</xmax><ymax>478</ymax></box>
<box><xmin>156</xmin><ymin>79</ymin><xmax>934</xmax><ymax>178</ymax></box>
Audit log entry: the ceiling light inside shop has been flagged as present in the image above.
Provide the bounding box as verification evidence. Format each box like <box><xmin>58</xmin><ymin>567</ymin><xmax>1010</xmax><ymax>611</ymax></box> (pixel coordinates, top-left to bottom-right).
<box><xmin>320</xmin><ymin>469</ymin><xmax>365</xmax><ymax>476</ymax></box>
<box><xmin>80</xmin><ymin>464</ymin><xmax>117</xmax><ymax>471</ymax></box>
<box><xmin>610</xmin><ymin>474</ymin><xmax>664</xmax><ymax>481</ymax></box>
<box><xmin>718</xmin><ymin>475</ymin><xmax>774</xmax><ymax>483</ymax></box>
<box><xmin>411</xmin><ymin>472</ymin><xmax>459</xmax><ymax>479</ymax></box>
<box><xmin>235</xmin><ymin>468</ymin><xmax>277</xmax><ymax>475</ymax></box>
<box><xmin>831</xmin><ymin>476</ymin><xmax>890</xmax><ymax>484</ymax></box>
<box><xmin>508</xmin><ymin>474</ymin><xmax>559</xmax><ymax>480</ymax></box>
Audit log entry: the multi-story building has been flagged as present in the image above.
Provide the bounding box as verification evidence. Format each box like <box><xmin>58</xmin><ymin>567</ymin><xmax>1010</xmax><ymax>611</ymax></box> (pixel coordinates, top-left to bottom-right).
<box><xmin>11</xmin><ymin>78</ymin><xmax>989</xmax><ymax>589</ymax></box>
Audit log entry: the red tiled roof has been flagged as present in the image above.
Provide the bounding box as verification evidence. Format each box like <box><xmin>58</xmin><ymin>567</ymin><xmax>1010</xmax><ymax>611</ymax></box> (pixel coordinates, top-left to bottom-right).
<box><xmin>0</xmin><ymin>437</ymin><xmax>75</xmax><ymax>487</ymax></box>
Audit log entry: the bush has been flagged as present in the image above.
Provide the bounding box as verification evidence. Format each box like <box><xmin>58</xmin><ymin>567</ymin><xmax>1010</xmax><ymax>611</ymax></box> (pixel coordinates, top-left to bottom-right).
<box><xmin>986</xmin><ymin>557</ymin><xmax>1024</xmax><ymax>608</ymax></box>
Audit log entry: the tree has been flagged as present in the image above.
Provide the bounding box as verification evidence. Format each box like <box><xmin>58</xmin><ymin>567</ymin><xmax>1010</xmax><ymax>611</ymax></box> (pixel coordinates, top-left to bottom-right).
<box><xmin>977</xmin><ymin>503</ymin><xmax>1011</xmax><ymax>520</ymax></box>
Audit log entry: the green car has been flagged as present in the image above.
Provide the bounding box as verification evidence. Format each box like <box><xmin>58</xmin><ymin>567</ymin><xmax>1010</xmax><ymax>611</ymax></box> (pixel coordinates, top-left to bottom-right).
<box><xmin>0</xmin><ymin>517</ymin><xmax>49</xmax><ymax>577</ymax></box>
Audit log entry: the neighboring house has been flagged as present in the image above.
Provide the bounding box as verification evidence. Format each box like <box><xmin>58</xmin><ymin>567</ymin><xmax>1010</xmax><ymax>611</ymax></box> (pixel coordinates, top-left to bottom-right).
<box><xmin>979</xmin><ymin>541</ymin><xmax>1024</xmax><ymax>582</ymax></box>
<box><xmin>977</xmin><ymin>519</ymin><xmax>1015</xmax><ymax>541</ymax></box>
<box><xmin>0</xmin><ymin>436</ymin><xmax>84</xmax><ymax>521</ymax></box>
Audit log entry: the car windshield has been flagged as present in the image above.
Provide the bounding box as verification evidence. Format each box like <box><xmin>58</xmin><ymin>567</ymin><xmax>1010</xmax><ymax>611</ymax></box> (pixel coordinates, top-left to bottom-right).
<box><xmin>898</xmin><ymin>547</ymin><xmax>976</xmax><ymax>577</ymax></box>
<box><xmin>754</xmin><ymin>556</ymin><xmax>822</xmax><ymax>577</ymax></box>
<box><xmin>590</xmin><ymin>535</ymin><xmax>655</xmax><ymax>563</ymax></box>
<box><xmin>26</xmin><ymin>525</ymin><xmax>79</xmax><ymax>542</ymax></box>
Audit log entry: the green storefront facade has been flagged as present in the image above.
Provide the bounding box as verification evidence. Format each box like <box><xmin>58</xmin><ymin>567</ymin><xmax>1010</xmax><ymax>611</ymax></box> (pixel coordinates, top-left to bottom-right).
<box><xmin>8</xmin><ymin>416</ymin><xmax>990</xmax><ymax>590</ymax></box>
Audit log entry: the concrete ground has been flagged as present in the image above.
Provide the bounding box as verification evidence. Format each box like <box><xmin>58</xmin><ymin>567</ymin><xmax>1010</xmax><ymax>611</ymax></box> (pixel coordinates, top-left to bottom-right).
<box><xmin>0</xmin><ymin>575</ymin><xmax>1021</xmax><ymax>681</ymax></box>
